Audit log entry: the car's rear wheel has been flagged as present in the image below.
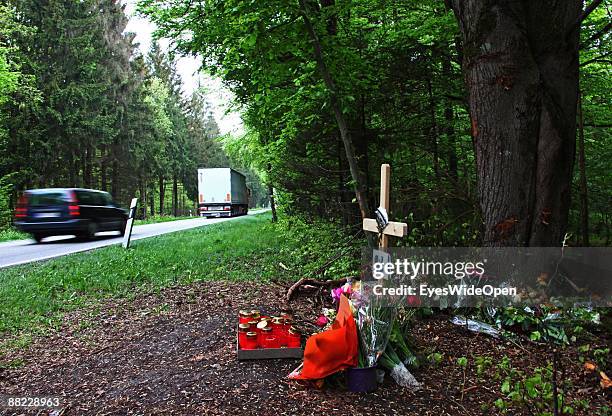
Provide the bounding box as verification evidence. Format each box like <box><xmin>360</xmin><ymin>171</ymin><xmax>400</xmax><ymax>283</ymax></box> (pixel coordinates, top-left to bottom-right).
<box><xmin>78</xmin><ymin>222</ymin><xmax>97</xmax><ymax>241</ymax></box>
<box><xmin>32</xmin><ymin>233</ymin><xmax>44</xmax><ymax>243</ymax></box>
<box><xmin>118</xmin><ymin>219</ymin><xmax>127</xmax><ymax>236</ymax></box>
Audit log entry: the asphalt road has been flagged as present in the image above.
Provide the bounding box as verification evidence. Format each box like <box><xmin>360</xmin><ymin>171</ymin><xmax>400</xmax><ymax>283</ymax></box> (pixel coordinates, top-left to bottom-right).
<box><xmin>0</xmin><ymin>210</ymin><xmax>267</xmax><ymax>269</ymax></box>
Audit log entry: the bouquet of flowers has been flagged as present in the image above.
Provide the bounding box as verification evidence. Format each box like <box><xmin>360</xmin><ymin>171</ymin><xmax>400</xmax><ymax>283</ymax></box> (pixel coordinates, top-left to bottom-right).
<box><xmin>353</xmin><ymin>281</ymin><xmax>397</xmax><ymax>368</ymax></box>
<box><xmin>379</xmin><ymin>317</ymin><xmax>421</xmax><ymax>390</ymax></box>
<box><xmin>291</xmin><ymin>278</ymin><xmax>421</xmax><ymax>391</ymax></box>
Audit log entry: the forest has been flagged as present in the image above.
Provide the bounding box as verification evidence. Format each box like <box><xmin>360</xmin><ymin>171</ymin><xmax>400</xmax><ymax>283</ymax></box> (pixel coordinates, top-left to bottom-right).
<box><xmin>139</xmin><ymin>0</ymin><xmax>610</xmax><ymax>248</ymax></box>
<box><xmin>0</xmin><ymin>0</ymin><xmax>268</xmax><ymax>230</ymax></box>
<box><xmin>0</xmin><ymin>0</ymin><xmax>610</xmax><ymax>246</ymax></box>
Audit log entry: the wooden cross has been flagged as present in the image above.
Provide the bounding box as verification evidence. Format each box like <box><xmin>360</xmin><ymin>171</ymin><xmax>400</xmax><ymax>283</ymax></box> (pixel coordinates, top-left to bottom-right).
<box><xmin>362</xmin><ymin>164</ymin><xmax>408</xmax><ymax>248</ymax></box>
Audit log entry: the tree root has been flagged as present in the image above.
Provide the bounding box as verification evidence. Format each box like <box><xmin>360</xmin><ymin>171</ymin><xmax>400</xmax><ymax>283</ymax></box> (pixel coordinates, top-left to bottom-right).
<box><xmin>286</xmin><ymin>277</ymin><xmax>348</xmax><ymax>303</ymax></box>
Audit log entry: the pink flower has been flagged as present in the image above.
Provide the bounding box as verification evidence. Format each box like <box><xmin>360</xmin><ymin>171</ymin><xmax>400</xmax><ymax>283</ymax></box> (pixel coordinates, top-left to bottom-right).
<box><xmin>315</xmin><ymin>315</ymin><xmax>329</xmax><ymax>327</ymax></box>
<box><xmin>331</xmin><ymin>283</ymin><xmax>352</xmax><ymax>303</ymax></box>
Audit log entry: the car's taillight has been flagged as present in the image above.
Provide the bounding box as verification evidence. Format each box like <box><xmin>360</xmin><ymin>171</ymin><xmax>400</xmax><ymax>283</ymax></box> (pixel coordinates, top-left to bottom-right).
<box><xmin>201</xmin><ymin>207</ymin><xmax>208</xmax><ymax>211</ymax></box>
<box><xmin>69</xmin><ymin>205</ymin><xmax>80</xmax><ymax>217</ymax></box>
<box><xmin>14</xmin><ymin>194</ymin><xmax>28</xmax><ymax>219</ymax></box>
<box><xmin>67</xmin><ymin>191</ymin><xmax>79</xmax><ymax>216</ymax></box>
<box><xmin>223</xmin><ymin>206</ymin><xmax>230</xmax><ymax>211</ymax></box>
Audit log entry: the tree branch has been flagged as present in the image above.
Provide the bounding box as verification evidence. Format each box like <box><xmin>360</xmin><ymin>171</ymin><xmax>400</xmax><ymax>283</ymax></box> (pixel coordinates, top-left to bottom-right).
<box><xmin>580</xmin><ymin>21</ymin><xmax>612</xmax><ymax>49</ymax></box>
<box><xmin>580</xmin><ymin>50</ymin><xmax>612</xmax><ymax>66</ymax></box>
<box><xmin>568</xmin><ymin>0</ymin><xmax>605</xmax><ymax>36</ymax></box>
<box><xmin>297</xmin><ymin>0</ymin><xmax>372</xmax><ymax>222</ymax></box>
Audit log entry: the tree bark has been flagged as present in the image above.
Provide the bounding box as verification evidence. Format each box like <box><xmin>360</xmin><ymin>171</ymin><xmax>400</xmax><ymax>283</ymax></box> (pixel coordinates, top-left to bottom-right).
<box><xmin>451</xmin><ymin>0</ymin><xmax>581</xmax><ymax>246</ymax></box>
<box><xmin>577</xmin><ymin>89</ymin><xmax>589</xmax><ymax>246</ymax></box>
<box><xmin>159</xmin><ymin>176</ymin><xmax>165</xmax><ymax>215</ymax></box>
<box><xmin>100</xmin><ymin>144</ymin><xmax>107</xmax><ymax>192</ymax></box>
<box><xmin>267</xmin><ymin>163</ymin><xmax>278</xmax><ymax>222</ymax></box>
<box><xmin>426</xmin><ymin>78</ymin><xmax>440</xmax><ymax>181</ymax></box>
<box><xmin>298</xmin><ymin>0</ymin><xmax>372</xmax><ymax>221</ymax></box>
<box><xmin>83</xmin><ymin>143</ymin><xmax>93</xmax><ymax>188</ymax></box>
<box><xmin>172</xmin><ymin>175</ymin><xmax>178</xmax><ymax>217</ymax></box>
<box><xmin>140</xmin><ymin>179</ymin><xmax>147</xmax><ymax>220</ymax></box>
<box><xmin>111</xmin><ymin>149</ymin><xmax>119</xmax><ymax>201</ymax></box>
<box><xmin>150</xmin><ymin>185</ymin><xmax>155</xmax><ymax>217</ymax></box>
<box><xmin>442</xmin><ymin>55</ymin><xmax>458</xmax><ymax>181</ymax></box>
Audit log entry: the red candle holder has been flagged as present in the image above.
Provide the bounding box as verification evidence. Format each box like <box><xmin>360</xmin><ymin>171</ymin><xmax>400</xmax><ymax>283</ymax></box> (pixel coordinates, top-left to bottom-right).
<box><xmin>239</xmin><ymin>310</ymin><xmax>252</xmax><ymax>324</ymax></box>
<box><xmin>271</xmin><ymin>318</ymin><xmax>286</xmax><ymax>346</ymax></box>
<box><xmin>238</xmin><ymin>323</ymin><xmax>250</xmax><ymax>348</ymax></box>
<box><xmin>287</xmin><ymin>327</ymin><xmax>301</xmax><ymax>348</ymax></box>
<box><xmin>244</xmin><ymin>332</ymin><xmax>258</xmax><ymax>349</ymax></box>
<box><xmin>250</xmin><ymin>309</ymin><xmax>261</xmax><ymax>321</ymax></box>
<box><xmin>262</xmin><ymin>334</ymin><xmax>278</xmax><ymax>349</ymax></box>
<box><xmin>248</xmin><ymin>320</ymin><xmax>259</xmax><ymax>332</ymax></box>
<box><xmin>259</xmin><ymin>327</ymin><xmax>274</xmax><ymax>348</ymax></box>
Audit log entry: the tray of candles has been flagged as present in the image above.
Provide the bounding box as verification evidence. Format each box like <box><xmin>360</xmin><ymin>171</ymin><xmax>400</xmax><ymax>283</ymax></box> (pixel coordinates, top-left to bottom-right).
<box><xmin>237</xmin><ymin>309</ymin><xmax>304</xmax><ymax>360</ymax></box>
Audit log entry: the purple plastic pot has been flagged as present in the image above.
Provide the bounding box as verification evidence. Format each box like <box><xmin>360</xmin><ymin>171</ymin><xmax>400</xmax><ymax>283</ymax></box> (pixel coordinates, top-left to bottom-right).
<box><xmin>346</xmin><ymin>366</ymin><xmax>378</xmax><ymax>393</ymax></box>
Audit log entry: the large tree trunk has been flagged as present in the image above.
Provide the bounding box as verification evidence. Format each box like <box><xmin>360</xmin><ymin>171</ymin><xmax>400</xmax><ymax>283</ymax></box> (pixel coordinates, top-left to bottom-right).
<box><xmin>451</xmin><ymin>0</ymin><xmax>582</xmax><ymax>246</ymax></box>
<box><xmin>299</xmin><ymin>0</ymin><xmax>372</xmax><ymax>222</ymax></box>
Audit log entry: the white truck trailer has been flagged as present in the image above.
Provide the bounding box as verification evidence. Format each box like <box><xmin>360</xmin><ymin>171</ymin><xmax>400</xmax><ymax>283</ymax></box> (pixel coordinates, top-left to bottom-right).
<box><xmin>197</xmin><ymin>168</ymin><xmax>249</xmax><ymax>217</ymax></box>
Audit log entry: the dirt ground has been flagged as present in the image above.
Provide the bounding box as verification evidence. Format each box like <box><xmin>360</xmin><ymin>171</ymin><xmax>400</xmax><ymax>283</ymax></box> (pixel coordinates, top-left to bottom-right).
<box><xmin>0</xmin><ymin>281</ymin><xmax>609</xmax><ymax>415</ymax></box>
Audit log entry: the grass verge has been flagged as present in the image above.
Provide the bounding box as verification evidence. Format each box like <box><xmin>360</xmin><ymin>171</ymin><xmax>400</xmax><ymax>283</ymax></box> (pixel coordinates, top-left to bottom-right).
<box><xmin>0</xmin><ymin>228</ymin><xmax>28</xmax><ymax>242</ymax></box>
<box><xmin>133</xmin><ymin>215</ymin><xmax>193</xmax><ymax>226</ymax></box>
<box><xmin>0</xmin><ymin>212</ymin><xmax>360</xmax><ymax>338</ymax></box>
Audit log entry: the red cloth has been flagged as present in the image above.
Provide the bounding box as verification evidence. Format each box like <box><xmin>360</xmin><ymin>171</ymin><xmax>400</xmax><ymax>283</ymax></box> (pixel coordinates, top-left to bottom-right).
<box><xmin>290</xmin><ymin>294</ymin><xmax>358</xmax><ymax>380</ymax></box>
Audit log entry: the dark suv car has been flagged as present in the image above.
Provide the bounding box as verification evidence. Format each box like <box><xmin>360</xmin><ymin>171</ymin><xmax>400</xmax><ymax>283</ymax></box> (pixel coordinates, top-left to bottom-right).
<box><xmin>14</xmin><ymin>188</ymin><xmax>128</xmax><ymax>243</ymax></box>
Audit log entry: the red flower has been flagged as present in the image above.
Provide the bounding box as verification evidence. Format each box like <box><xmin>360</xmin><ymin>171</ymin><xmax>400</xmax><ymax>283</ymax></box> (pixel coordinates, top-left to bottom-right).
<box><xmin>407</xmin><ymin>295</ymin><xmax>421</xmax><ymax>307</ymax></box>
<box><xmin>315</xmin><ymin>315</ymin><xmax>329</xmax><ymax>327</ymax></box>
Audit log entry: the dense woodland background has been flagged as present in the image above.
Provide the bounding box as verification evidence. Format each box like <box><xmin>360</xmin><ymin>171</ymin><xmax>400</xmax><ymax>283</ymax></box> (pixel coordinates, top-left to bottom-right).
<box><xmin>0</xmin><ymin>0</ymin><xmax>269</xmax><ymax>227</ymax></box>
<box><xmin>0</xmin><ymin>0</ymin><xmax>610</xmax><ymax>246</ymax></box>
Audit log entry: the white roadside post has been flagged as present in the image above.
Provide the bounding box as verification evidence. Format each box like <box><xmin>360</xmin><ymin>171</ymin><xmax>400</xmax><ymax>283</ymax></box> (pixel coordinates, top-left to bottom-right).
<box><xmin>122</xmin><ymin>198</ymin><xmax>138</xmax><ymax>249</ymax></box>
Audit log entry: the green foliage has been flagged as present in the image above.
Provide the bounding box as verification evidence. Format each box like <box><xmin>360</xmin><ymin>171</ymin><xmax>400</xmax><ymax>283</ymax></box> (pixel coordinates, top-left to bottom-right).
<box><xmin>485</xmin><ymin>306</ymin><xmax>601</xmax><ymax>345</ymax></box>
<box><xmin>0</xmin><ymin>174</ymin><xmax>15</xmax><ymax>229</ymax></box>
<box><xmin>456</xmin><ymin>356</ymin><xmax>468</xmax><ymax>368</ymax></box>
<box><xmin>474</xmin><ymin>355</ymin><xmax>493</xmax><ymax>377</ymax></box>
<box><xmin>0</xmin><ymin>227</ymin><xmax>27</xmax><ymax>242</ymax></box>
<box><xmin>492</xmin><ymin>357</ymin><xmax>584</xmax><ymax>416</ymax></box>
<box><xmin>427</xmin><ymin>351</ymin><xmax>444</xmax><ymax>367</ymax></box>
<box><xmin>0</xmin><ymin>0</ymin><xmax>262</xmax><ymax>230</ymax></box>
<box><xmin>138</xmin><ymin>0</ymin><xmax>611</xmax><ymax>245</ymax></box>
<box><xmin>139</xmin><ymin>0</ymin><xmax>481</xmax><ymax>243</ymax></box>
